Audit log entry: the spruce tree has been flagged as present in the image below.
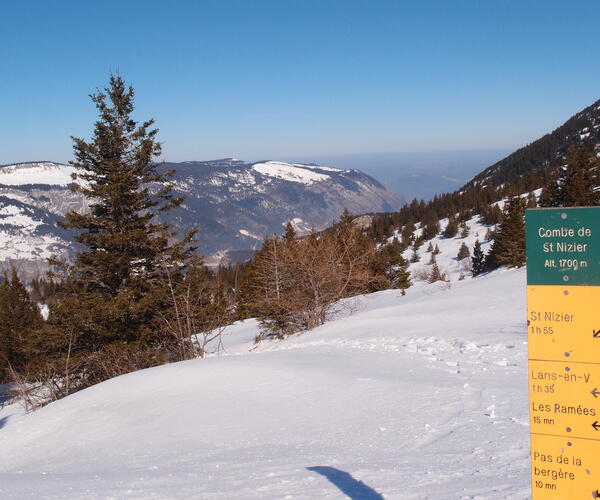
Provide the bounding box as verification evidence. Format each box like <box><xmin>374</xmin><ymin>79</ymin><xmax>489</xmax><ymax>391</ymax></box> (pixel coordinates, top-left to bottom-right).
<box><xmin>410</xmin><ymin>248</ymin><xmax>420</xmax><ymax>263</ymax></box>
<box><xmin>471</xmin><ymin>240</ymin><xmax>485</xmax><ymax>276</ymax></box>
<box><xmin>457</xmin><ymin>242</ymin><xmax>470</xmax><ymax>260</ymax></box>
<box><xmin>283</xmin><ymin>222</ymin><xmax>297</xmax><ymax>242</ymax></box>
<box><xmin>53</xmin><ymin>74</ymin><xmax>195</xmax><ymax>352</ymax></box>
<box><xmin>443</xmin><ymin>217</ymin><xmax>459</xmax><ymax>238</ymax></box>
<box><xmin>487</xmin><ymin>196</ymin><xmax>526</xmax><ymax>268</ymax></box>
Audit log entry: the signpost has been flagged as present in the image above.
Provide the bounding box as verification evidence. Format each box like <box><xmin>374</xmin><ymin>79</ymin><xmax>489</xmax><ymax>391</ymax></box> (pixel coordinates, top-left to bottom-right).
<box><xmin>526</xmin><ymin>207</ymin><xmax>600</xmax><ymax>498</ymax></box>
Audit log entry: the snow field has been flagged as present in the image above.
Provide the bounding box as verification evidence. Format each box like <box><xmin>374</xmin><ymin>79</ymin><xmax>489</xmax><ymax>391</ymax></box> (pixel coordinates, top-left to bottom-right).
<box><xmin>251</xmin><ymin>162</ymin><xmax>332</xmax><ymax>185</ymax></box>
<box><xmin>0</xmin><ymin>163</ymin><xmax>76</xmax><ymax>187</ymax></box>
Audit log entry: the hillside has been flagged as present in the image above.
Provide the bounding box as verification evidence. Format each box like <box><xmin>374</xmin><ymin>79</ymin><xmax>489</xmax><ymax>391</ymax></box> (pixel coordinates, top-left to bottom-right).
<box><xmin>0</xmin><ymin>264</ymin><xmax>529</xmax><ymax>499</ymax></box>
<box><xmin>0</xmin><ymin>159</ymin><xmax>404</xmax><ymax>275</ymax></box>
<box><xmin>463</xmin><ymin>98</ymin><xmax>600</xmax><ymax>191</ymax></box>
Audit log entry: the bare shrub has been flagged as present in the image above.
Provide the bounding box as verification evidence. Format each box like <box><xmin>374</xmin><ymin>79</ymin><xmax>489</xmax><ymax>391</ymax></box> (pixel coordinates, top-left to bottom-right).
<box><xmin>247</xmin><ymin>216</ymin><xmax>377</xmax><ymax>337</ymax></box>
<box><xmin>157</xmin><ymin>261</ymin><xmax>230</xmax><ymax>359</ymax></box>
<box><xmin>412</xmin><ymin>266</ymin><xmax>430</xmax><ymax>281</ymax></box>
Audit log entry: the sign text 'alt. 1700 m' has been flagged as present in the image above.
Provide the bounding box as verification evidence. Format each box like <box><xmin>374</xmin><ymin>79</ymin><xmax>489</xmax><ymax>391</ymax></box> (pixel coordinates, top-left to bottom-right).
<box><xmin>525</xmin><ymin>207</ymin><xmax>600</xmax><ymax>499</ymax></box>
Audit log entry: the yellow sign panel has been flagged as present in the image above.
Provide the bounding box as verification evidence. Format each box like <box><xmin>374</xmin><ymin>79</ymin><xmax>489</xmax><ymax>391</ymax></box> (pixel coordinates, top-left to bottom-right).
<box><xmin>529</xmin><ymin>360</ymin><xmax>600</xmax><ymax>440</ymax></box>
<box><xmin>528</xmin><ymin>285</ymin><xmax>600</xmax><ymax>498</ymax></box>
<box><xmin>530</xmin><ymin>434</ymin><xmax>599</xmax><ymax>499</ymax></box>
<box><xmin>527</xmin><ymin>286</ymin><xmax>600</xmax><ymax>364</ymax></box>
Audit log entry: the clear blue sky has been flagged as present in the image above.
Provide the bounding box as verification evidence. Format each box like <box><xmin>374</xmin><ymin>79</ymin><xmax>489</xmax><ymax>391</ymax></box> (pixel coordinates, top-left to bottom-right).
<box><xmin>1</xmin><ymin>0</ymin><xmax>599</xmax><ymax>164</ymax></box>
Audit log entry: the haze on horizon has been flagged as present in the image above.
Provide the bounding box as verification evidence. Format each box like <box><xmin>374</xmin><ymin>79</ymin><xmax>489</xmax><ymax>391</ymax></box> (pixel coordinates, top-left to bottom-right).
<box><xmin>2</xmin><ymin>1</ymin><xmax>599</xmax><ymax>178</ymax></box>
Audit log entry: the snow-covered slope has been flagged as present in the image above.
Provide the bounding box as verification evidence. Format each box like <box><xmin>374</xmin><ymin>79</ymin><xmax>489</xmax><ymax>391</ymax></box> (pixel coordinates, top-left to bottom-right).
<box><xmin>0</xmin><ymin>267</ymin><xmax>530</xmax><ymax>499</ymax></box>
<box><xmin>0</xmin><ymin>163</ymin><xmax>85</xmax><ymax>275</ymax></box>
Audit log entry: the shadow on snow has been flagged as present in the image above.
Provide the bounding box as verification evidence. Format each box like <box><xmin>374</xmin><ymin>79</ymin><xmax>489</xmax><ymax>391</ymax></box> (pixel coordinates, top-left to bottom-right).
<box><xmin>307</xmin><ymin>466</ymin><xmax>385</xmax><ymax>500</ymax></box>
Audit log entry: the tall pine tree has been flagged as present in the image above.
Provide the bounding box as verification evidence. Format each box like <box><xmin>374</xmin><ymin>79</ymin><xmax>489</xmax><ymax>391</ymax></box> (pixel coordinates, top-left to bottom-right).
<box><xmin>52</xmin><ymin>74</ymin><xmax>195</xmax><ymax>353</ymax></box>
<box><xmin>471</xmin><ymin>239</ymin><xmax>486</xmax><ymax>276</ymax></box>
<box><xmin>486</xmin><ymin>196</ymin><xmax>526</xmax><ymax>269</ymax></box>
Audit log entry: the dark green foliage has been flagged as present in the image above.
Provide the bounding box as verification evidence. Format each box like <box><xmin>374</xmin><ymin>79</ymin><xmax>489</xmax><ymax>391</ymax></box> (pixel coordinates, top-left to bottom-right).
<box><xmin>372</xmin><ymin>239</ymin><xmax>411</xmax><ymax>290</ymax></box>
<box><xmin>471</xmin><ymin>240</ymin><xmax>486</xmax><ymax>276</ymax></box>
<box><xmin>426</xmin><ymin>242</ymin><xmax>433</xmax><ymax>252</ymax></box>
<box><xmin>432</xmin><ymin>244</ymin><xmax>440</xmax><ymax>255</ymax></box>
<box><xmin>401</xmin><ymin>220</ymin><xmax>416</xmax><ymax>246</ymax></box>
<box><xmin>57</xmin><ymin>74</ymin><xmax>194</xmax><ymax>340</ymax></box>
<box><xmin>28</xmin><ymin>75</ymin><xmax>197</xmax><ymax>397</ymax></box>
<box><xmin>443</xmin><ymin>217</ymin><xmax>459</xmax><ymax>238</ymax></box>
<box><xmin>283</xmin><ymin>221</ymin><xmax>297</xmax><ymax>242</ymax></box>
<box><xmin>457</xmin><ymin>242</ymin><xmax>470</xmax><ymax>260</ymax></box>
<box><xmin>479</xmin><ymin>204</ymin><xmax>502</xmax><ymax>225</ymax></box>
<box><xmin>421</xmin><ymin>217</ymin><xmax>440</xmax><ymax>240</ymax></box>
<box><xmin>0</xmin><ymin>269</ymin><xmax>42</xmax><ymax>382</ymax></box>
<box><xmin>459</xmin><ymin>222</ymin><xmax>470</xmax><ymax>238</ymax></box>
<box><xmin>487</xmin><ymin>197</ymin><xmax>526</xmax><ymax>269</ymax></box>
<box><xmin>539</xmin><ymin>145</ymin><xmax>599</xmax><ymax>207</ymax></box>
<box><xmin>410</xmin><ymin>248</ymin><xmax>420</xmax><ymax>263</ymax></box>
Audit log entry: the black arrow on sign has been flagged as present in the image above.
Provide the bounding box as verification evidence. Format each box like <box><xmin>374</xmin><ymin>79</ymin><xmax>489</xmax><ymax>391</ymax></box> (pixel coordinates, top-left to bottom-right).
<box><xmin>594</xmin><ymin>329</ymin><xmax>600</xmax><ymax>338</ymax></box>
<box><xmin>593</xmin><ymin>421</ymin><xmax>600</xmax><ymax>432</ymax></box>
<box><xmin>592</xmin><ymin>388</ymin><xmax>600</xmax><ymax>398</ymax></box>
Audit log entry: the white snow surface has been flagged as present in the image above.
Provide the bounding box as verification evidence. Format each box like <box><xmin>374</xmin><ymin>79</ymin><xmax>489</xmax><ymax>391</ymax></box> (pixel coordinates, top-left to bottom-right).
<box><xmin>0</xmin><ymin>268</ymin><xmax>531</xmax><ymax>499</ymax></box>
<box><xmin>0</xmin><ymin>162</ymin><xmax>76</xmax><ymax>186</ymax></box>
<box><xmin>252</xmin><ymin>161</ymin><xmax>332</xmax><ymax>185</ymax></box>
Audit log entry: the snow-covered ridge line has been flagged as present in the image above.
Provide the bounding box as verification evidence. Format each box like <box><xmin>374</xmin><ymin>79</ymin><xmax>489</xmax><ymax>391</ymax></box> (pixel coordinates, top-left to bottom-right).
<box><xmin>251</xmin><ymin>161</ymin><xmax>341</xmax><ymax>185</ymax></box>
<box><xmin>0</xmin><ymin>162</ymin><xmax>76</xmax><ymax>186</ymax></box>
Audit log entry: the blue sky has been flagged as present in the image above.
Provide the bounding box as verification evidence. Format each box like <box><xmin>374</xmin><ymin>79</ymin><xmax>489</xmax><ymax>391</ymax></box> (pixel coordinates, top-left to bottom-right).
<box><xmin>1</xmin><ymin>0</ymin><xmax>599</xmax><ymax>164</ymax></box>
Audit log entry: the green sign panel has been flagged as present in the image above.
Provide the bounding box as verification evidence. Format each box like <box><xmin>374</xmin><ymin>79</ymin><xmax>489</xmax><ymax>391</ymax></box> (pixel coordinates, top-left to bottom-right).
<box><xmin>525</xmin><ymin>207</ymin><xmax>600</xmax><ymax>286</ymax></box>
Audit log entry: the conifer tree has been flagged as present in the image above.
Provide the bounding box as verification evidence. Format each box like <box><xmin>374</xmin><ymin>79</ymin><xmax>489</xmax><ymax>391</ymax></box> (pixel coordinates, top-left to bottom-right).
<box><xmin>410</xmin><ymin>248</ymin><xmax>420</xmax><ymax>263</ymax></box>
<box><xmin>0</xmin><ymin>269</ymin><xmax>42</xmax><ymax>381</ymax></box>
<box><xmin>487</xmin><ymin>196</ymin><xmax>526</xmax><ymax>269</ymax></box>
<box><xmin>539</xmin><ymin>145</ymin><xmax>599</xmax><ymax>207</ymax></box>
<box><xmin>51</xmin><ymin>74</ymin><xmax>195</xmax><ymax>357</ymax></box>
<box><xmin>283</xmin><ymin>221</ymin><xmax>297</xmax><ymax>242</ymax></box>
<box><xmin>443</xmin><ymin>217</ymin><xmax>459</xmax><ymax>238</ymax></box>
<box><xmin>471</xmin><ymin>240</ymin><xmax>485</xmax><ymax>276</ymax></box>
<box><xmin>427</xmin><ymin>262</ymin><xmax>446</xmax><ymax>283</ymax></box>
<box><xmin>371</xmin><ymin>241</ymin><xmax>412</xmax><ymax>291</ymax></box>
<box><xmin>457</xmin><ymin>242</ymin><xmax>470</xmax><ymax>260</ymax></box>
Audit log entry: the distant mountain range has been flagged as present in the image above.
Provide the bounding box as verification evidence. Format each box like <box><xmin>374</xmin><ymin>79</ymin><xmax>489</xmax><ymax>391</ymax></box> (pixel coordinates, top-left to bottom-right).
<box><xmin>293</xmin><ymin>149</ymin><xmax>511</xmax><ymax>201</ymax></box>
<box><xmin>0</xmin><ymin>159</ymin><xmax>405</xmax><ymax>276</ymax></box>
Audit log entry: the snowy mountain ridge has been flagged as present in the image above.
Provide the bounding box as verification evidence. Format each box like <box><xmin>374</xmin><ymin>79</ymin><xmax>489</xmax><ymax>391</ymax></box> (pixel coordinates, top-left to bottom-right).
<box><xmin>0</xmin><ymin>162</ymin><xmax>77</xmax><ymax>186</ymax></box>
<box><xmin>0</xmin><ymin>159</ymin><xmax>404</xmax><ymax>276</ymax></box>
